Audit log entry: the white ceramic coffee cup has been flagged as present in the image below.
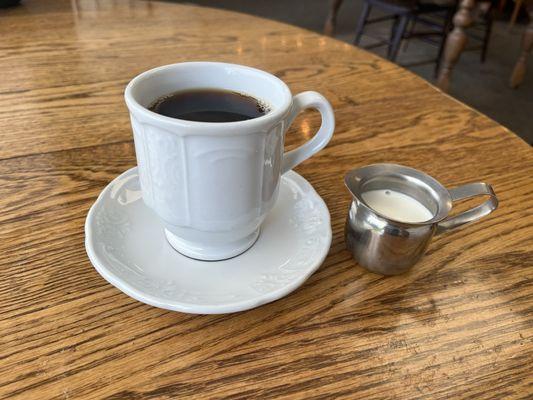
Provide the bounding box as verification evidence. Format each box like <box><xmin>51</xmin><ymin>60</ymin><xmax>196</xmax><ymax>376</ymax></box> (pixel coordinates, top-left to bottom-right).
<box><xmin>125</xmin><ymin>62</ymin><xmax>334</xmax><ymax>260</ymax></box>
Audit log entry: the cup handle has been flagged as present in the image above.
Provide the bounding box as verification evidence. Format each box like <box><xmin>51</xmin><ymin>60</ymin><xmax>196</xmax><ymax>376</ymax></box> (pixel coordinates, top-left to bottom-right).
<box><xmin>281</xmin><ymin>91</ymin><xmax>335</xmax><ymax>174</ymax></box>
<box><xmin>437</xmin><ymin>182</ymin><xmax>498</xmax><ymax>233</ymax></box>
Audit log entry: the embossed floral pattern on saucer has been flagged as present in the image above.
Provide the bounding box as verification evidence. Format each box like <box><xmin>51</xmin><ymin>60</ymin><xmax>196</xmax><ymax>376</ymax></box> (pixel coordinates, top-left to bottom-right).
<box><xmin>85</xmin><ymin>167</ymin><xmax>331</xmax><ymax>314</ymax></box>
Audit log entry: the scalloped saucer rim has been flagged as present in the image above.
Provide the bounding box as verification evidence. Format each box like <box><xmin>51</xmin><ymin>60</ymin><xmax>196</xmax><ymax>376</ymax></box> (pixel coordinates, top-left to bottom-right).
<box><xmin>85</xmin><ymin>167</ymin><xmax>331</xmax><ymax>314</ymax></box>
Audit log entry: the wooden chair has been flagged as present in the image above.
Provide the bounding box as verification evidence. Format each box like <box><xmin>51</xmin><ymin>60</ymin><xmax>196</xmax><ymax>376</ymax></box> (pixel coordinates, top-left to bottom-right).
<box><xmin>353</xmin><ymin>0</ymin><xmax>456</xmax><ymax>66</ymax></box>
<box><xmin>325</xmin><ymin>0</ymin><xmax>493</xmax><ymax>74</ymax></box>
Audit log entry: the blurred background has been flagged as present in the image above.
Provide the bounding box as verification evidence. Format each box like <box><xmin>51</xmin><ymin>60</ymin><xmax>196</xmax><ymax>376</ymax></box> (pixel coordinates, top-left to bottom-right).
<box><xmin>166</xmin><ymin>0</ymin><xmax>532</xmax><ymax>143</ymax></box>
<box><xmin>1</xmin><ymin>0</ymin><xmax>531</xmax><ymax>142</ymax></box>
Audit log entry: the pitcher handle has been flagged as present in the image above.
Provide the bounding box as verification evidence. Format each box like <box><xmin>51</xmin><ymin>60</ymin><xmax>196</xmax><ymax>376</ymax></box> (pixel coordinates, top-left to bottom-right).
<box><xmin>437</xmin><ymin>182</ymin><xmax>498</xmax><ymax>234</ymax></box>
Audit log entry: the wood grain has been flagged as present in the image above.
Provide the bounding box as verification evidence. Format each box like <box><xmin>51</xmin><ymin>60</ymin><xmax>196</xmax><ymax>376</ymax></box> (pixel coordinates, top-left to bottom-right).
<box><xmin>0</xmin><ymin>0</ymin><xmax>532</xmax><ymax>399</ymax></box>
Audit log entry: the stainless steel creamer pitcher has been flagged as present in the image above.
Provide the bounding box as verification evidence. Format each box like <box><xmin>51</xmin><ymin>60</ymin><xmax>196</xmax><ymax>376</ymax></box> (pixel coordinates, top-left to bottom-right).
<box><xmin>345</xmin><ymin>164</ymin><xmax>498</xmax><ymax>275</ymax></box>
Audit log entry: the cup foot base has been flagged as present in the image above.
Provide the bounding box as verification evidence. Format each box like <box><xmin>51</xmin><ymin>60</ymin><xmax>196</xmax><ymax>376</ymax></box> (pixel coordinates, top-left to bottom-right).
<box><xmin>164</xmin><ymin>228</ymin><xmax>260</xmax><ymax>261</ymax></box>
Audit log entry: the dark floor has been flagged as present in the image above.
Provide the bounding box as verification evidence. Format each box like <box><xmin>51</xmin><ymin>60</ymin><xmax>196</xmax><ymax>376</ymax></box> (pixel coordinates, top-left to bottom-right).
<box><xmin>171</xmin><ymin>0</ymin><xmax>532</xmax><ymax>143</ymax></box>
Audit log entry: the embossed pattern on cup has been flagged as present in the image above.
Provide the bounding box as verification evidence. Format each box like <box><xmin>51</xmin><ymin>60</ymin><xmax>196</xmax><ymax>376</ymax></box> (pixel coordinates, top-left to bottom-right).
<box><xmin>130</xmin><ymin>115</ymin><xmax>283</xmax><ymax>232</ymax></box>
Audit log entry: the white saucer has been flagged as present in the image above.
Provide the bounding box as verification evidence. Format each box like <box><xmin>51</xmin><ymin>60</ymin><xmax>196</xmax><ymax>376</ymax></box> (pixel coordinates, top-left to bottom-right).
<box><xmin>85</xmin><ymin>167</ymin><xmax>331</xmax><ymax>314</ymax></box>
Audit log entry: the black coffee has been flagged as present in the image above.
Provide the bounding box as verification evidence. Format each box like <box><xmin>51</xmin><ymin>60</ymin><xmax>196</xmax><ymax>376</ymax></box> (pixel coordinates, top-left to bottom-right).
<box><xmin>148</xmin><ymin>89</ymin><xmax>269</xmax><ymax>122</ymax></box>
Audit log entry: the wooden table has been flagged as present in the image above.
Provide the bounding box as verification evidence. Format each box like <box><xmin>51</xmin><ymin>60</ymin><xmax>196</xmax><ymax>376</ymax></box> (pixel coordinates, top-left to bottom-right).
<box><xmin>1</xmin><ymin>1</ymin><xmax>532</xmax><ymax>398</ymax></box>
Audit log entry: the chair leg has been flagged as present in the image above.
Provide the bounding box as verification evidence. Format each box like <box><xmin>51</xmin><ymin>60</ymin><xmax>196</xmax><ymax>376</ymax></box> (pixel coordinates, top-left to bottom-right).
<box><xmin>510</xmin><ymin>3</ymin><xmax>533</xmax><ymax>88</ymax></box>
<box><xmin>324</xmin><ymin>0</ymin><xmax>344</xmax><ymax>36</ymax></box>
<box><xmin>510</xmin><ymin>0</ymin><xmax>523</xmax><ymax>27</ymax></box>
<box><xmin>435</xmin><ymin>8</ymin><xmax>455</xmax><ymax>77</ymax></box>
<box><xmin>403</xmin><ymin>17</ymin><xmax>417</xmax><ymax>52</ymax></box>
<box><xmin>388</xmin><ymin>15</ymin><xmax>409</xmax><ymax>61</ymax></box>
<box><xmin>354</xmin><ymin>1</ymin><xmax>371</xmax><ymax>45</ymax></box>
<box><xmin>388</xmin><ymin>16</ymin><xmax>400</xmax><ymax>58</ymax></box>
<box><xmin>481</xmin><ymin>9</ymin><xmax>493</xmax><ymax>62</ymax></box>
